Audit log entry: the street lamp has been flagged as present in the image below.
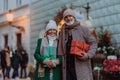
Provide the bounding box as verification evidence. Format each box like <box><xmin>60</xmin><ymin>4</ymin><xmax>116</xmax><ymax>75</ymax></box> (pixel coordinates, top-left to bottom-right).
<box><xmin>6</xmin><ymin>10</ymin><xmax>14</xmax><ymax>24</ymax></box>
<box><xmin>6</xmin><ymin>10</ymin><xmax>25</xmax><ymax>32</ymax></box>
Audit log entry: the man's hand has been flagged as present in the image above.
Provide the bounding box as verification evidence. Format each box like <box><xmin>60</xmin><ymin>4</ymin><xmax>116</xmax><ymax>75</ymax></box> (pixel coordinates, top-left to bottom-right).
<box><xmin>77</xmin><ymin>52</ymin><xmax>89</xmax><ymax>61</ymax></box>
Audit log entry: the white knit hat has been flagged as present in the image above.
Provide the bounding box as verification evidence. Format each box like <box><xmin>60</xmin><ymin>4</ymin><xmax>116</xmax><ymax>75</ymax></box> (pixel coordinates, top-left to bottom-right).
<box><xmin>63</xmin><ymin>9</ymin><xmax>75</xmax><ymax>19</ymax></box>
<box><xmin>46</xmin><ymin>20</ymin><xmax>58</xmax><ymax>32</ymax></box>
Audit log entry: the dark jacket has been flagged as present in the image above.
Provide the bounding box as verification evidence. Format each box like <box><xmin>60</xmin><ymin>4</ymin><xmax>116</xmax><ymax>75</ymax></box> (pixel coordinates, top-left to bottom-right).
<box><xmin>20</xmin><ymin>52</ymin><xmax>28</xmax><ymax>68</ymax></box>
<box><xmin>0</xmin><ymin>50</ymin><xmax>6</xmax><ymax>68</ymax></box>
<box><xmin>11</xmin><ymin>52</ymin><xmax>20</xmax><ymax>69</ymax></box>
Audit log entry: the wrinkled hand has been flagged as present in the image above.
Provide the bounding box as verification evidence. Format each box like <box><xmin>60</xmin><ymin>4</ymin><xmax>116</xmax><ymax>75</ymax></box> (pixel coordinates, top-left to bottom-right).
<box><xmin>77</xmin><ymin>52</ymin><xmax>89</xmax><ymax>61</ymax></box>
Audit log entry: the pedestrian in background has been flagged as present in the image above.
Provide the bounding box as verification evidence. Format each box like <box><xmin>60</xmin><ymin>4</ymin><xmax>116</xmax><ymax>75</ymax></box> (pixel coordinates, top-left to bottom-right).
<box><xmin>20</xmin><ymin>49</ymin><xmax>28</xmax><ymax>78</ymax></box>
<box><xmin>11</xmin><ymin>49</ymin><xmax>20</xmax><ymax>79</ymax></box>
<box><xmin>0</xmin><ymin>49</ymin><xmax>4</xmax><ymax>80</ymax></box>
<box><xmin>4</xmin><ymin>46</ymin><xmax>11</xmax><ymax>80</ymax></box>
<box><xmin>0</xmin><ymin>49</ymin><xmax>6</xmax><ymax>79</ymax></box>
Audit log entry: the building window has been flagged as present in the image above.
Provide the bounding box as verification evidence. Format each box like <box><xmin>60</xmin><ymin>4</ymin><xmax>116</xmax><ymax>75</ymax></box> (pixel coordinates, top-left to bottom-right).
<box><xmin>4</xmin><ymin>0</ymin><xmax>8</xmax><ymax>11</ymax></box>
<box><xmin>4</xmin><ymin>35</ymin><xmax>8</xmax><ymax>47</ymax></box>
<box><xmin>16</xmin><ymin>0</ymin><xmax>22</xmax><ymax>7</ymax></box>
<box><xmin>16</xmin><ymin>33</ymin><xmax>22</xmax><ymax>48</ymax></box>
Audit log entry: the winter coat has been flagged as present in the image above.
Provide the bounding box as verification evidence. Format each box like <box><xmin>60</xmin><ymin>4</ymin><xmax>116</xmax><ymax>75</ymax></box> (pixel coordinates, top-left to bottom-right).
<box><xmin>34</xmin><ymin>38</ymin><xmax>62</xmax><ymax>80</ymax></box>
<box><xmin>5</xmin><ymin>51</ymin><xmax>11</xmax><ymax>67</ymax></box>
<box><xmin>0</xmin><ymin>50</ymin><xmax>6</xmax><ymax>68</ymax></box>
<box><xmin>20</xmin><ymin>52</ymin><xmax>28</xmax><ymax>68</ymax></box>
<box><xmin>58</xmin><ymin>23</ymin><xmax>97</xmax><ymax>80</ymax></box>
<box><xmin>11</xmin><ymin>53</ymin><xmax>20</xmax><ymax>69</ymax></box>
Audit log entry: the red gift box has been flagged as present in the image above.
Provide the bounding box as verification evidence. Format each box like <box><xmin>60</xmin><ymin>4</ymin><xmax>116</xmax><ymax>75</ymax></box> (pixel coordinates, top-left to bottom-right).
<box><xmin>70</xmin><ymin>40</ymin><xmax>90</xmax><ymax>57</ymax></box>
<box><xmin>103</xmin><ymin>59</ymin><xmax>120</xmax><ymax>72</ymax></box>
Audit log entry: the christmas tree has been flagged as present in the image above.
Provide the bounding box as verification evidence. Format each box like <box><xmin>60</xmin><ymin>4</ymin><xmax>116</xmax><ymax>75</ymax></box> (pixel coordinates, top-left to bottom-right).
<box><xmin>96</xmin><ymin>26</ymin><xmax>118</xmax><ymax>56</ymax></box>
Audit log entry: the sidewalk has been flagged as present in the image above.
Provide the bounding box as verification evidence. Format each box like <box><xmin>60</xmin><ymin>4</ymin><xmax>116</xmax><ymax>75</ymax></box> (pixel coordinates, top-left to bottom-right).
<box><xmin>11</xmin><ymin>77</ymin><xmax>31</xmax><ymax>80</ymax></box>
<box><xmin>10</xmin><ymin>68</ymin><xmax>30</xmax><ymax>80</ymax></box>
<box><xmin>0</xmin><ymin>68</ymin><xmax>31</xmax><ymax>80</ymax></box>
<box><xmin>0</xmin><ymin>77</ymin><xmax>31</xmax><ymax>80</ymax></box>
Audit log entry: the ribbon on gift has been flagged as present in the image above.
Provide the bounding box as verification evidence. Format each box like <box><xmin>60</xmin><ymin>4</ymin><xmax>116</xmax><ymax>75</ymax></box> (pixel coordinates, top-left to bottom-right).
<box><xmin>70</xmin><ymin>40</ymin><xmax>90</xmax><ymax>57</ymax></box>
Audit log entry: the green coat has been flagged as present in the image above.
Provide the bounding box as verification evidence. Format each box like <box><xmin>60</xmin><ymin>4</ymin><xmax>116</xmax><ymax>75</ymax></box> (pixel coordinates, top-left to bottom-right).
<box><xmin>33</xmin><ymin>38</ymin><xmax>62</xmax><ymax>80</ymax></box>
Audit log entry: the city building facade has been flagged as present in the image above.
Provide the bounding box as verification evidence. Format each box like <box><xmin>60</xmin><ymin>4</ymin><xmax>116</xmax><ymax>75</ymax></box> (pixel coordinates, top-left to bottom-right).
<box><xmin>0</xmin><ymin>0</ymin><xmax>37</xmax><ymax>64</ymax></box>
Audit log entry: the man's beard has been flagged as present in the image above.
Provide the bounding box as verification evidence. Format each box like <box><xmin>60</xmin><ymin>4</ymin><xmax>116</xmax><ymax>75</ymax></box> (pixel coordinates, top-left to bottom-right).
<box><xmin>66</xmin><ymin>20</ymin><xmax>75</xmax><ymax>25</ymax></box>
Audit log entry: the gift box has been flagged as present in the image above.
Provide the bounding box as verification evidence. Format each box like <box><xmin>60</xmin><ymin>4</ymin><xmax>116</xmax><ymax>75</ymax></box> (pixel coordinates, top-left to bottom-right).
<box><xmin>44</xmin><ymin>46</ymin><xmax>57</xmax><ymax>59</ymax></box>
<box><xmin>70</xmin><ymin>40</ymin><xmax>90</xmax><ymax>57</ymax></box>
<box><xmin>103</xmin><ymin>59</ymin><xmax>120</xmax><ymax>72</ymax></box>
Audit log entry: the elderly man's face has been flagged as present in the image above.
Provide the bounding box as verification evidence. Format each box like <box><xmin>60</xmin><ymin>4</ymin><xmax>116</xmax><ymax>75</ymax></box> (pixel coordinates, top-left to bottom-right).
<box><xmin>64</xmin><ymin>15</ymin><xmax>75</xmax><ymax>25</ymax></box>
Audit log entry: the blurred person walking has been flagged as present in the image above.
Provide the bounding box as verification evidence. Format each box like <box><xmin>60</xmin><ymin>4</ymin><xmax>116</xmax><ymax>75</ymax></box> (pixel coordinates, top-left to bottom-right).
<box><xmin>0</xmin><ymin>48</ymin><xmax>7</xmax><ymax>79</ymax></box>
<box><xmin>11</xmin><ymin>49</ymin><xmax>21</xmax><ymax>79</ymax></box>
<box><xmin>4</xmin><ymin>46</ymin><xmax>11</xmax><ymax>80</ymax></box>
<box><xmin>20</xmin><ymin>49</ymin><xmax>28</xmax><ymax>78</ymax></box>
<box><xmin>0</xmin><ymin>50</ymin><xmax>4</xmax><ymax>79</ymax></box>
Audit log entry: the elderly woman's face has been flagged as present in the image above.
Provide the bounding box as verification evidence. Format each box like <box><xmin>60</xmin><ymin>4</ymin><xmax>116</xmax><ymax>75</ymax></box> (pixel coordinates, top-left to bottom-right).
<box><xmin>64</xmin><ymin>15</ymin><xmax>75</xmax><ymax>25</ymax></box>
<box><xmin>47</xmin><ymin>29</ymin><xmax>57</xmax><ymax>36</ymax></box>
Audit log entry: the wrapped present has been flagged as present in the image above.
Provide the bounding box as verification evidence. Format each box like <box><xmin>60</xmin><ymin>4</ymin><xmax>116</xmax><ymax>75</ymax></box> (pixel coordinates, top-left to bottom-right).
<box><xmin>44</xmin><ymin>46</ymin><xmax>57</xmax><ymax>59</ymax></box>
<box><xmin>70</xmin><ymin>40</ymin><xmax>90</xmax><ymax>57</ymax></box>
<box><xmin>103</xmin><ymin>59</ymin><xmax>120</xmax><ymax>72</ymax></box>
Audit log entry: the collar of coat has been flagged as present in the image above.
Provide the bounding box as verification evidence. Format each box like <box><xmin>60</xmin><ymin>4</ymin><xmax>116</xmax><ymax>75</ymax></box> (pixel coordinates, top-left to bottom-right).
<box><xmin>57</xmin><ymin>21</ymin><xmax>80</xmax><ymax>56</ymax></box>
<box><xmin>65</xmin><ymin>21</ymin><xmax>80</xmax><ymax>29</ymax></box>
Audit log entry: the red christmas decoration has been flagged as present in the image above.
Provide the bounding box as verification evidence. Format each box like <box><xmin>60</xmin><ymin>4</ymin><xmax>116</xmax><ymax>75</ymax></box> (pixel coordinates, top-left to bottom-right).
<box><xmin>103</xmin><ymin>59</ymin><xmax>120</xmax><ymax>72</ymax></box>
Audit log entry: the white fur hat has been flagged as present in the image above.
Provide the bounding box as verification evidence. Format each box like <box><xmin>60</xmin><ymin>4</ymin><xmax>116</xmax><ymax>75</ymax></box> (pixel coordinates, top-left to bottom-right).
<box><xmin>63</xmin><ymin>9</ymin><xmax>75</xmax><ymax>19</ymax></box>
<box><xmin>46</xmin><ymin>20</ymin><xmax>58</xmax><ymax>32</ymax></box>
